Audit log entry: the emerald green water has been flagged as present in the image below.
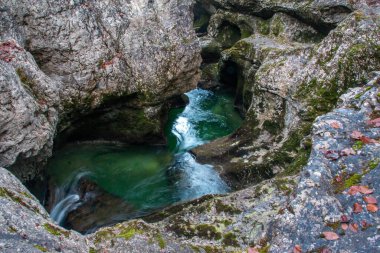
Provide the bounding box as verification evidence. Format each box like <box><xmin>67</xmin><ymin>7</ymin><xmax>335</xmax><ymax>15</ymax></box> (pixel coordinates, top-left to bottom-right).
<box><xmin>48</xmin><ymin>88</ymin><xmax>242</xmax><ymax>231</ymax></box>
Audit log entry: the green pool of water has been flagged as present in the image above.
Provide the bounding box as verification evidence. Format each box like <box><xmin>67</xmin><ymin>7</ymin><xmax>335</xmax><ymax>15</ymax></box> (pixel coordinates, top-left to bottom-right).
<box><xmin>47</xmin><ymin>88</ymin><xmax>243</xmax><ymax>231</ymax></box>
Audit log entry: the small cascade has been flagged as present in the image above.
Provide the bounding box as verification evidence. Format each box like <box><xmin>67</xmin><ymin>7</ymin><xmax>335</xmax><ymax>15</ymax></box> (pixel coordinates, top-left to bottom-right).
<box><xmin>170</xmin><ymin>89</ymin><xmax>231</xmax><ymax>200</ymax></box>
<box><xmin>47</xmin><ymin>88</ymin><xmax>242</xmax><ymax>231</ymax></box>
<box><xmin>172</xmin><ymin>153</ymin><xmax>229</xmax><ymax>200</ymax></box>
<box><xmin>50</xmin><ymin>171</ymin><xmax>91</xmax><ymax>225</ymax></box>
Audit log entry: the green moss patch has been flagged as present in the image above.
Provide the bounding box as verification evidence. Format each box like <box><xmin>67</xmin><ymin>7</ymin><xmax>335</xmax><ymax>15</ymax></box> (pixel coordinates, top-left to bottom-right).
<box><xmin>222</xmin><ymin>232</ymin><xmax>239</xmax><ymax>247</ymax></box>
<box><xmin>94</xmin><ymin>229</ymin><xmax>115</xmax><ymax>244</ymax></box>
<box><xmin>0</xmin><ymin>187</ymin><xmax>41</xmax><ymax>215</ymax></box>
<box><xmin>352</xmin><ymin>140</ymin><xmax>364</xmax><ymax>151</ymax></box>
<box><xmin>43</xmin><ymin>223</ymin><xmax>70</xmax><ymax>238</ymax></box>
<box><xmin>332</xmin><ymin>172</ymin><xmax>362</xmax><ymax>193</ymax></box>
<box><xmin>155</xmin><ymin>233</ymin><xmax>166</xmax><ymax>249</ymax></box>
<box><xmin>215</xmin><ymin>200</ymin><xmax>242</xmax><ymax>214</ymax></box>
<box><xmin>34</xmin><ymin>245</ymin><xmax>48</xmax><ymax>252</ymax></box>
<box><xmin>117</xmin><ymin>227</ymin><xmax>142</xmax><ymax>240</ymax></box>
<box><xmin>195</xmin><ymin>224</ymin><xmax>222</xmax><ymax>240</ymax></box>
<box><xmin>368</xmin><ymin>159</ymin><xmax>379</xmax><ymax>170</ymax></box>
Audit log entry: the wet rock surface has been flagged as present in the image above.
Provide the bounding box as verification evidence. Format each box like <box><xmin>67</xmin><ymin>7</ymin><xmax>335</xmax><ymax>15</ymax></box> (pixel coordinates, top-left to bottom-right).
<box><xmin>0</xmin><ymin>0</ymin><xmax>201</xmax><ymax>180</ymax></box>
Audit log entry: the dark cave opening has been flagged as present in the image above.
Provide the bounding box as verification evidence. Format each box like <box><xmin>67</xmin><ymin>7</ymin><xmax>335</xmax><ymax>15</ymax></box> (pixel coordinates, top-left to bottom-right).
<box><xmin>193</xmin><ymin>2</ymin><xmax>211</xmax><ymax>35</ymax></box>
<box><xmin>219</xmin><ymin>60</ymin><xmax>244</xmax><ymax>114</ymax></box>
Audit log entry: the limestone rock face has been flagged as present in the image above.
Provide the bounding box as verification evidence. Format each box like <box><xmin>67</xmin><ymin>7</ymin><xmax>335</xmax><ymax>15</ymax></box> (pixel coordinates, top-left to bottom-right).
<box><xmin>0</xmin><ymin>44</ymin><xmax>59</xmax><ymax>180</ymax></box>
<box><xmin>1</xmin><ymin>75</ymin><xmax>379</xmax><ymax>252</ymax></box>
<box><xmin>193</xmin><ymin>1</ymin><xmax>380</xmax><ymax>188</ymax></box>
<box><xmin>208</xmin><ymin>0</ymin><xmax>354</xmax><ymax>30</ymax></box>
<box><xmin>0</xmin><ymin>0</ymin><xmax>201</xmax><ymax>180</ymax></box>
<box><xmin>268</xmin><ymin>72</ymin><xmax>380</xmax><ymax>252</ymax></box>
<box><xmin>0</xmin><ymin>167</ymin><xmax>88</xmax><ymax>253</ymax></box>
<box><xmin>154</xmin><ymin>73</ymin><xmax>380</xmax><ymax>252</ymax></box>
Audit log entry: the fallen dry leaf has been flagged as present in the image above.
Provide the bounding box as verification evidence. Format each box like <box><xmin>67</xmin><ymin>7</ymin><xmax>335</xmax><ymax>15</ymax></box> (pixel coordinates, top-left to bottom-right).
<box><xmin>340</xmin><ymin>214</ymin><xmax>350</xmax><ymax>223</ymax></box>
<box><xmin>322</xmin><ymin>231</ymin><xmax>339</xmax><ymax>240</ymax></box>
<box><xmin>353</xmin><ymin>203</ymin><xmax>363</xmax><ymax>213</ymax></box>
<box><xmin>248</xmin><ymin>247</ymin><xmax>259</xmax><ymax>253</ymax></box>
<box><xmin>363</xmin><ymin>196</ymin><xmax>377</xmax><ymax>204</ymax></box>
<box><xmin>361</xmin><ymin>220</ymin><xmax>372</xmax><ymax>229</ymax></box>
<box><xmin>322</xmin><ymin>150</ymin><xmax>340</xmax><ymax>160</ymax></box>
<box><xmin>358</xmin><ymin>186</ymin><xmax>374</xmax><ymax>194</ymax></box>
<box><xmin>367</xmin><ymin>203</ymin><xmax>378</xmax><ymax>212</ymax></box>
<box><xmin>359</xmin><ymin>135</ymin><xmax>378</xmax><ymax>144</ymax></box>
<box><xmin>366</xmin><ymin>117</ymin><xmax>380</xmax><ymax>127</ymax></box>
<box><xmin>351</xmin><ymin>131</ymin><xmax>363</xmax><ymax>139</ymax></box>
<box><xmin>293</xmin><ymin>245</ymin><xmax>302</xmax><ymax>253</ymax></box>
<box><xmin>341</xmin><ymin>223</ymin><xmax>348</xmax><ymax>230</ymax></box>
<box><xmin>349</xmin><ymin>186</ymin><xmax>375</xmax><ymax>195</ymax></box>
<box><xmin>349</xmin><ymin>223</ymin><xmax>359</xmax><ymax>232</ymax></box>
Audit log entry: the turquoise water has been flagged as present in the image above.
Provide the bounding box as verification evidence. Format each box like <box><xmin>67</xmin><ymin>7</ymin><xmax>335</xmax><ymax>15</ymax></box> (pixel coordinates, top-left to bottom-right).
<box><xmin>48</xmin><ymin>88</ymin><xmax>242</xmax><ymax>231</ymax></box>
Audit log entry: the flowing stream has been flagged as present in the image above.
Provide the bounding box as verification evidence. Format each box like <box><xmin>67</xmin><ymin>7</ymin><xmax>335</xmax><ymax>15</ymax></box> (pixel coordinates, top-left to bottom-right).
<box><xmin>47</xmin><ymin>88</ymin><xmax>242</xmax><ymax>232</ymax></box>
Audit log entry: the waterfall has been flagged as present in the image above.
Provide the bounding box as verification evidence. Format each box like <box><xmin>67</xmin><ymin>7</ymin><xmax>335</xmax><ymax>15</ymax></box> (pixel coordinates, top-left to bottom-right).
<box><xmin>171</xmin><ymin>89</ymin><xmax>230</xmax><ymax>200</ymax></box>
<box><xmin>50</xmin><ymin>171</ymin><xmax>92</xmax><ymax>225</ymax></box>
<box><xmin>46</xmin><ymin>88</ymin><xmax>239</xmax><ymax>230</ymax></box>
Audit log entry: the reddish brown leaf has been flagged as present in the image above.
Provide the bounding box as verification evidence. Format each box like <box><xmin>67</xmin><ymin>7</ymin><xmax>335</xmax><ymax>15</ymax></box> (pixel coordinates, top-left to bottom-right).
<box><xmin>293</xmin><ymin>245</ymin><xmax>302</xmax><ymax>253</ymax></box>
<box><xmin>348</xmin><ymin>186</ymin><xmax>361</xmax><ymax>195</ymax></box>
<box><xmin>351</xmin><ymin>131</ymin><xmax>363</xmax><ymax>139</ymax></box>
<box><xmin>361</xmin><ymin>220</ymin><xmax>372</xmax><ymax>229</ymax></box>
<box><xmin>322</xmin><ymin>150</ymin><xmax>340</xmax><ymax>160</ymax></box>
<box><xmin>340</xmin><ymin>214</ymin><xmax>350</xmax><ymax>223</ymax></box>
<box><xmin>248</xmin><ymin>247</ymin><xmax>259</xmax><ymax>253</ymax></box>
<box><xmin>353</xmin><ymin>203</ymin><xmax>363</xmax><ymax>213</ymax></box>
<box><xmin>366</xmin><ymin>117</ymin><xmax>380</xmax><ymax>127</ymax></box>
<box><xmin>367</xmin><ymin>204</ymin><xmax>378</xmax><ymax>212</ymax></box>
<box><xmin>358</xmin><ymin>186</ymin><xmax>374</xmax><ymax>194</ymax></box>
<box><xmin>363</xmin><ymin>196</ymin><xmax>377</xmax><ymax>204</ymax></box>
<box><xmin>349</xmin><ymin>223</ymin><xmax>359</xmax><ymax>232</ymax></box>
<box><xmin>359</xmin><ymin>136</ymin><xmax>378</xmax><ymax>144</ymax></box>
<box><xmin>322</xmin><ymin>231</ymin><xmax>339</xmax><ymax>240</ymax></box>
<box><xmin>341</xmin><ymin>223</ymin><xmax>348</xmax><ymax>230</ymax></box>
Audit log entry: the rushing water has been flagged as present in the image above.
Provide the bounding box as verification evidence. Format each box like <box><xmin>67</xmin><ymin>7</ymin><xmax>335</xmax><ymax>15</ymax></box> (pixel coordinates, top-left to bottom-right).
<box><xmin>48</xmin><ymin>88</ymin><xmax>242</xmax><ymax>232</ymax></box>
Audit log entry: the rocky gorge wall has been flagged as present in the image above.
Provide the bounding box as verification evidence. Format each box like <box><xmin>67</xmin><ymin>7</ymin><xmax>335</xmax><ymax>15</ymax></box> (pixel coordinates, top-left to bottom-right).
<box><xmin>192</xmin><ymin>0</ymin><xmax>380</xmax><ymax>189</ymax></box>
<box><xmin>1</xmin><ymin>73</ymin><xmax>379</xmax><ymax>253</ymax></box>
<box><xmin>0</xmin><ymin>0</ymin><xmax>201</xmax><ymax>181</ymax></box>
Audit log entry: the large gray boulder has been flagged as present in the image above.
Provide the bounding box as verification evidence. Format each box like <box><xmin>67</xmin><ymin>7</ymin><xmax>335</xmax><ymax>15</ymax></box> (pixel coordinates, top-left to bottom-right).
<box><xmin>0</xmin><ymin>0</ymin><xmax>201</xmax><ymax>180</ymax></box>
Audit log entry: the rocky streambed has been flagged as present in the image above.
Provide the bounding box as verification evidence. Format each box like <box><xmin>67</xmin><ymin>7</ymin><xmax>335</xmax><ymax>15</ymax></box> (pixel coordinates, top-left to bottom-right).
<box><xmin>0</xmin><ymin>0</ymin><xmax>380</xmax><ymax>252</ymax></box>
<box><xmin>45</xmin><ymin>88</ymin><xmax>241</xmax><ymax>233</ymax></box>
